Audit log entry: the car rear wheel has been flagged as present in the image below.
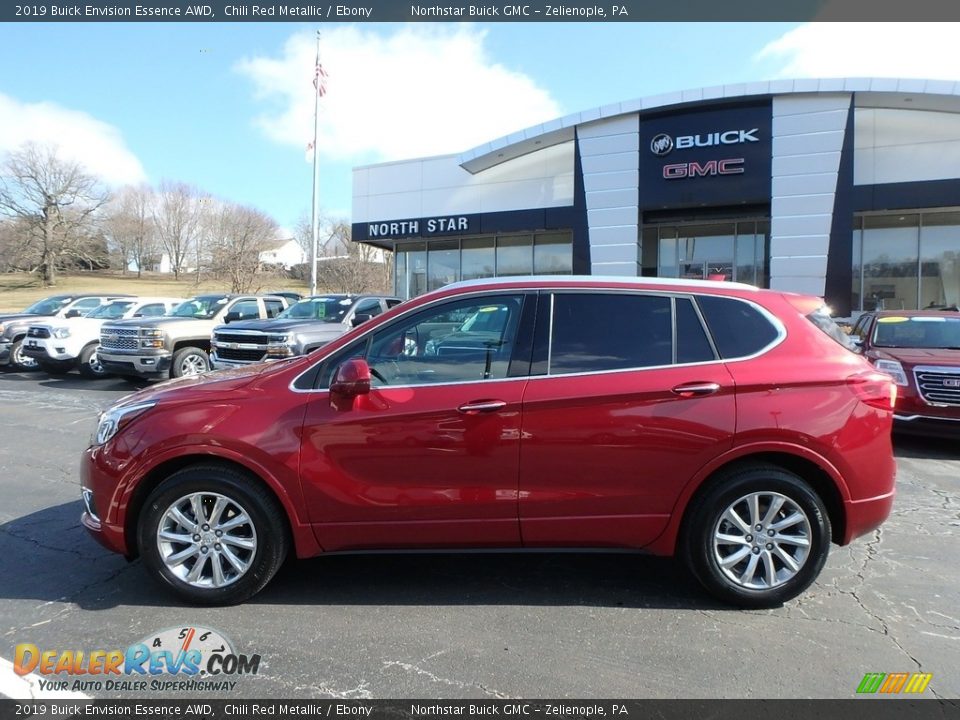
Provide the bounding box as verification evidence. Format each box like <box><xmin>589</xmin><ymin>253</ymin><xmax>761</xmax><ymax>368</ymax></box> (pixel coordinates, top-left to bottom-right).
<box><xmin>171</xmin><ymin>347</ymin><xmax>210</xmax><ymax>378</ymax></box>
<box><xmin>9</xmin><ymin>338</ymin><xmax>38</xmax><ymax>371</ymax></box>
<box><xmin>139</xmin><ymin>465</ymin><xmax>289</xmax><ymax>605</ymax></box>
<box><xmin>683</xmin><ymin>464</ymin><xmax>831</xmax><ymax>609</ymax></box>
<box><xmin>79</xmin><ymin>343</ymin><xmax>108</xmax><ymax>379</ymax></box>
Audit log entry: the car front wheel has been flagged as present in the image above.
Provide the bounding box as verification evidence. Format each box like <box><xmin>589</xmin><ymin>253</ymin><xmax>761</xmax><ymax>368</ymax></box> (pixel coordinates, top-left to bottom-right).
<box><xmin>9</xmin><ymin>338</ymin><xmax>39</xmax><ymax>371</ymax></box>
<box><xmin>683</xmin><ymin>464</ymin><xmax>831</xmax><ymax>609</ymax></box>
<box><xmin>139</xmin><ymin>465</ymin><xmax>289</xmax><ymax>605</ymax></box>
<box><xmin>171</xmin><ymin>347</ymin><xmax>210</xmax><ymax>377</ymax></box>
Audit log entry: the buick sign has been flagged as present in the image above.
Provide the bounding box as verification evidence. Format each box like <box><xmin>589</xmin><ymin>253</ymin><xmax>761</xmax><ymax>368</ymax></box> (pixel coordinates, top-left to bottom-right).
<box><xmin>650</xmin><ymin>134</ymin><xmax>674</xmax><ymax>156</ymax></box>
<box><xmin>650</xmin><ymin>129</ymin><xmax>760</xmax><ymax>154</ymax></box>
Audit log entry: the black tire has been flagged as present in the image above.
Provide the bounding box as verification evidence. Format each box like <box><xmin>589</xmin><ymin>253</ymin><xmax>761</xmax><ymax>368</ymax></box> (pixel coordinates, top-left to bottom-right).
<box><xmin>37</xmin><ymin>359</ymin><xmax>73</xmax><ymax>375</ymax></box>
<box><xmin>683</xmin><ymin>464</ymin><xmax>831</xmax><ymax>609</ymax></box>
<box><xmin>171</xmin><ymin>346</ymin><xmax>209</xmax><ymax>378</ymax></box>
<box><xmin>9</xmin><ymin>338</ymin><xmax>39</xmax><ymax>372</ymax></box>
<box><xmin>79</xmin><ymin>343</ymin><xmax>109</xmax><ymax>379</ymax></box>
<box><xmin>138</xmin><ymin>465</ymin><xmax>289</xmax><ymax>605</ymax></box>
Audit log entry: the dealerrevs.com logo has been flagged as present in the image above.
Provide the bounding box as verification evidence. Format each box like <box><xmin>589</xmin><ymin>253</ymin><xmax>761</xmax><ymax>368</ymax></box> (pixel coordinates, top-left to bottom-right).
<box><xmin>13</xmin><ymin>626</ymin><xmax>260</xmax><ymax>693</ymax></box>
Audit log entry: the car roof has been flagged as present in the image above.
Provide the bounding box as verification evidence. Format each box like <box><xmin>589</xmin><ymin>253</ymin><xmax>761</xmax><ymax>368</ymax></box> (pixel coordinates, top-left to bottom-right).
<box><xmin>440</xmin><ymin>274</ymin><xmax>761</xmax><ymax>294</ymax></box>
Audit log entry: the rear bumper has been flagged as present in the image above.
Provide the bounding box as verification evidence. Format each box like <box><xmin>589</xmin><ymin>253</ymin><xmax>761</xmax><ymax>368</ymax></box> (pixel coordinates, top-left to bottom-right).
<box><xmin>842</xmin><ymin>488</ymin><xmax>896</xmax><ymax>544</ymax></box>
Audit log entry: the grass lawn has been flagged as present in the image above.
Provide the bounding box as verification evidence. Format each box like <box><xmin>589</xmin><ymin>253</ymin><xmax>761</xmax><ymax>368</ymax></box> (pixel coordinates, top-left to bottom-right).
<box><xmin>0</xmin><ymin>271</ymin><xmax>309</xmax><ymax>312</ymax></box>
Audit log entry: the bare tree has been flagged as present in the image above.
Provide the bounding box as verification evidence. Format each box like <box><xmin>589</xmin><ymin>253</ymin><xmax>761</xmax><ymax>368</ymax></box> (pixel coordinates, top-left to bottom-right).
<box><xmin>0</xmin><ymin>142</ymin><xmax>109</xmax><ymax>285</ymax></box>
<box><xmin>292</xmin><ymin>214</ymin><xmax>391</xmax><ymax>294</ymax></box>
<box><xmin>153</xmin><ymin>181</ymin><xmax>202</xmax><ymax>280</ymax></box>
<box><xmin>206</xmin><ymin>202</ymin><xmax>279</xmax><ymax>293</ymax></box>
<box><xmin>313</xmin><ymin>221</ymin><xmax>392</xmax><ymax>294</ymax></box>
<box><xmin>103</xmin><ymin>184</ymin><xmax>159</xmax><ymax>277</ymax></box>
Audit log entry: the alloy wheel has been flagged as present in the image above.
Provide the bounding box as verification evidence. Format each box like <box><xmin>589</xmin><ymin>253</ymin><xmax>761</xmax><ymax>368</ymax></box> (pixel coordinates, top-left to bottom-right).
<box><xmin>156</xmin><ymin>492</ymin><xmax>257</xmax><ymax>589</ymax></box>
<box><xmin>712</xmin><ymin>491</ymin><xmax>812</xmax><ymax>590</ymax></box>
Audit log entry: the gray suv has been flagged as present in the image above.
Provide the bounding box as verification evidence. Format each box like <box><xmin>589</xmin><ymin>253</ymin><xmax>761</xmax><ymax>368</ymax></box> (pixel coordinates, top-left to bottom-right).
<box><xmin>211</xmin><ymin>294</ymin><xmax>402</xmax><ymax>369</ymax></box>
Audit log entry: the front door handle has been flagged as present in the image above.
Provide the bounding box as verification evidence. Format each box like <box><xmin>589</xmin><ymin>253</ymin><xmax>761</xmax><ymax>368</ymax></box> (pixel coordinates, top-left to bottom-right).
<box><xmin>671</xmin><ymin>382</ymin><xmax>721</xmax><ymax>398</ymax></box>
<box><xmin>458</xmin><ymin>400</ymin><xmax>507</xmax><ymax>414</ymax></box>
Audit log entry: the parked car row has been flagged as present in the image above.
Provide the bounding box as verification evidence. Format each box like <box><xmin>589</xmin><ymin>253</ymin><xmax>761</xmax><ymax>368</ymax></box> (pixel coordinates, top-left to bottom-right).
<box><xmin>0</xmin><ymin>291</ymin><xmax>401</xmax><ymax>381</ymax></box>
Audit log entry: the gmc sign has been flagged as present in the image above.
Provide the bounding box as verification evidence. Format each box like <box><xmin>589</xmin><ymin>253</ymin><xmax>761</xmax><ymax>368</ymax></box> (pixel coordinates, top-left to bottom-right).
<box><xmin>663</xmin><ymin>158</ymin><xmax>744</xmax><ymax>179</ymax></box>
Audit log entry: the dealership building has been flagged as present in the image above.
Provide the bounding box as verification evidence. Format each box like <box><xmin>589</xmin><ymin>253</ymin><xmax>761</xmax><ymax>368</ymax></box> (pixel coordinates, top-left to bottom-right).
<box><xmin>352</xmin><ymin>77</ymin><xmax>960</xmax><ymax>316</ymax></box>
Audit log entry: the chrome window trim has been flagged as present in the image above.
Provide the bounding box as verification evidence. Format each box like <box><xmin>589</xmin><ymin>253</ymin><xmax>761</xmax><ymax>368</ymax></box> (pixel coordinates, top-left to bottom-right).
<box><xmin>288</xmin><ymin>286</ymin><xmax>786</xmax><ymax>393</ymax></box>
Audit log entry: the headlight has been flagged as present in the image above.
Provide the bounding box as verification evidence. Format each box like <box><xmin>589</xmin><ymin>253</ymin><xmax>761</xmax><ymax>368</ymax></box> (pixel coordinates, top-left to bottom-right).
<box><xmin>141</xmin><ymin>328</ymin><xmax>164</xmax><ymax>338</ymax></box>
<box><xmin>0</xmin><ymin>323</ymin><xmax>5</xmax><ymax>335</ymax></box>
<box><xmin>873</xmin><ymin>359</ymin><xmax>909</xmax><ymax>387</ymax></box>
<box><xmin>93</xmin><ymin>401</ymin><xmax>156</xmax><ymax>446</ymax></box>
<box><xmin>267</xmin><ymin>334</ymin><xmax>291</xmax><ymax>344</ymax></box>
<box><xmin>52</xmin><ymin>327</ymin><xmax>71</xmax><ymax>339</ymax></box>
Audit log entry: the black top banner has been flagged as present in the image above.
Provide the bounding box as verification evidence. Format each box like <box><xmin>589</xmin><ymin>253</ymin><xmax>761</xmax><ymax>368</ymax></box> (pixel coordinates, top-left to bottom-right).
<box><xmin>5</xmin><ymin>0</ymin><xmax>960</xmax><ymax>21</ymax></box>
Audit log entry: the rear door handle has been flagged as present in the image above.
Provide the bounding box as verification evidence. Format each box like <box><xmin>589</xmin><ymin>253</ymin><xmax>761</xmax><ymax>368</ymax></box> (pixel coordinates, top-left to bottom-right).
<box><xmin>458</xmin><ymin>400</ymin><xmax>507</xmax><ymax>414</ymax></box>
<box><xmin>671</xmin><ymin>382</ymin><xmax>721</xmax><ymax>398</ymax></box>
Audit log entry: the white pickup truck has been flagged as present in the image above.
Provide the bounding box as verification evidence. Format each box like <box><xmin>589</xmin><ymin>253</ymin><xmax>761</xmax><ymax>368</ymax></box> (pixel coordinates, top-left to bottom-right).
<box><xmin>23</xmin><ymin>297</ymin><xmax>185</xmax><ymax>378</ymax></box>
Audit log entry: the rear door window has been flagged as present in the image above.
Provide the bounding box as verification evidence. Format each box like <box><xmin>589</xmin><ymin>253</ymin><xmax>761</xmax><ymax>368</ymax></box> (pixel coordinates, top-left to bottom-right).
<box><xmin>549</xmin><ymin>293</ymin><xmax>672</xmax><ymax>374</ymax></box>
<box><xmin>696</xmin><ymin>295</ymin><xmax>781</xmax><ymax>359</ymax></box>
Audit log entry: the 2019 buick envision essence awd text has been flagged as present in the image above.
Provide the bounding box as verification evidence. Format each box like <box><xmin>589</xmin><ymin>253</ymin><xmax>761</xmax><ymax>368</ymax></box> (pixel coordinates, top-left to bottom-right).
<box><xmin>80</xmin><ymin>276</ymin><xmax>897</xmax><ymax>608</ymax></box>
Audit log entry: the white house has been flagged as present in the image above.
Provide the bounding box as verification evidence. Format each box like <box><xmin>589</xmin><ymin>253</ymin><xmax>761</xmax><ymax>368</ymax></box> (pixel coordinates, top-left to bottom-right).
<box><xmin>259</xmin><ymin>238</ymin><xmax>307</xmax><ymax>269</ymax></box>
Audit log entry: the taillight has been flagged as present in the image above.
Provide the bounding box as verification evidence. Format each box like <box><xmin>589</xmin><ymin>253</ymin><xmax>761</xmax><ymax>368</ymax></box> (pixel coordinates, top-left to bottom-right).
<box><xmin>847</xmin><ymin>371</ymin><xmax>897</xmax><ymax>410</ymax></box>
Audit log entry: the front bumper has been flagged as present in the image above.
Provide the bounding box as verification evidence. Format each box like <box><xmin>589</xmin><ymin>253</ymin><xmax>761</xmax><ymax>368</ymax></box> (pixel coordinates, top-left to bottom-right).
<box><xmin>0</xmin><ymin>340</ymin><xmax>11</xmax><ymax>365</ymax></box>
<box><xmin>21</xmin><ymin>337</ymin><xmax>77</xmax><ymax>362</ymax></box>
<box><xmin>893</xmin><ymin>413</ymin><xmax>960</xmax><ymax>437</ymax></box>
<box><xmin>99</xmin><ymin>352</ymin><xmax>172</xmax><ymax>378</ymax></box>
<box><xmin>80</xmin><ymin>446</ymin><xmax>129</xmax><ymax>556</ymax></box>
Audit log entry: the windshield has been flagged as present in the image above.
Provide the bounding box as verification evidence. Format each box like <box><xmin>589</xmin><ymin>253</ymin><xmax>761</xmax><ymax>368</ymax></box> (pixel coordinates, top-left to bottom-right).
<box><xmin>276</xmin><ymin>296</ymin><xmax>353</xmax><ymax>323</ymax></box>
<box><xmin>23</xmin><ymin>296</ymin><xmax>72</xmax><ymax>315</ymax></box>
<box><xmin>86</xmin><ymin>301</ymin><xmax>136</xmax><ymax>319</ymax></box>
<box><xmin>172</xmin><ymin>295</ymin><xmax>230</xmax><ymax>319</ymax></box>
<box><xmin>873</xmin><ymin>315</ymin><xmax>960</xmax><ymax>349</ymax></box>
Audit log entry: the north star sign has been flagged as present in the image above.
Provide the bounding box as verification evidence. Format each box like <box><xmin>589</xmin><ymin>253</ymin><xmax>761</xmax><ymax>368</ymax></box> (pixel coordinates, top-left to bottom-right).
<box><xmin>367</xmin><ymin>215</ymin><xmax>472</xmax><ymax>239</ymax></box>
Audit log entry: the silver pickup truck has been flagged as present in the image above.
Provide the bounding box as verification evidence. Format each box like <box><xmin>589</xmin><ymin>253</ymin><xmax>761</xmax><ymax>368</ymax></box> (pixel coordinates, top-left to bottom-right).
<box><xmin>98</xmin><ymin>294</ymin><xmax>289</xmax><ymax>380</ymax></box>
<box><xmin>210</xmin><ymin>294</ymin><xmax>401</xmax><ymax>369</ymax></box>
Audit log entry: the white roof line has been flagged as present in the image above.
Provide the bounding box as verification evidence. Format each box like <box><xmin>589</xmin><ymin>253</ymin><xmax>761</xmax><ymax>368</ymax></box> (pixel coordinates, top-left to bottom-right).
<box><xmin>457</xmin><ymin>76</ymin><xmax>960</xmax><ymax>172</ymax></box>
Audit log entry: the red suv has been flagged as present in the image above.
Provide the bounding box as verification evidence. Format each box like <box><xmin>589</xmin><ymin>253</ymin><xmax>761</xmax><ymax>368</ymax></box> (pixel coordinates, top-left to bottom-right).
<box><xmin>852</xmin><ymin>310</ymin><xmax>960</xmax><ymax>435</ymax></box>
<box><xmin>81</xmin><ymin>277</ymin><xmax>897</xmax><ymax>608</ymax></box>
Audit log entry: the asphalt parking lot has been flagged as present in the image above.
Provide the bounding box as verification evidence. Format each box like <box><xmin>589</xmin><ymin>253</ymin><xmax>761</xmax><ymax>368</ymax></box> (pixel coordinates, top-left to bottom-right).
<box><xmin>0</xmin><ymin>369</ymin><xmax>958</xmax><ymax>700</ymax></box>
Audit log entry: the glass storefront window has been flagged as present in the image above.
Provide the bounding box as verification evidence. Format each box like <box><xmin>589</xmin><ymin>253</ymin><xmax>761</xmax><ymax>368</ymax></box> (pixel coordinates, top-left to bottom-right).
<box><xmin>533</xmin><ymin>232</ymin><xmax>573</xmax><ymax>274</ymax></box>
<box><xmin>404</xmin><ymin>243</ymin><xmax>427</xmax><ymax>300</ymax></box>
<box><xmin>427</xmin><ymin>240</ymin><xmax>459</xmax><ymax>292</ymax></box>
<box><xmin>461</xmin><ymin>237</ymin><xmax>495</xmax><ymax>282</ymax></box>
<box><xmin>496</xmin><ymin>235</ymin><xmax>533</xmax><ymax>276</ymax></box>
<box><xmin>861</xmin><ymin>215</ymin><xmax>919</xmax><ymax>311</ymax></box>
<box><xmin>394</xmin><ymin>250</ymin><xmax>407</xmax><ymax>299</ymax></box>
<box><xmin>651</xmin><ymin>220</ymin><xmax>767</xmax><ymax>285</ymax></box>
<box><xmin>920</xmin><ymin>213</ymin><xmax>960</xmax><ymax>310</ymax></box>
<box><xmin>392</xmin><ymin>232</ymin><xmax>572</xmax><ymax>298</ymax></box>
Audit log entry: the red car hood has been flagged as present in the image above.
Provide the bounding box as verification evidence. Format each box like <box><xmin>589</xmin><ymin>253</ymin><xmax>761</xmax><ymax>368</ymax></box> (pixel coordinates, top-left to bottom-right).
<box><xmin>111</xmin><ymin>363</ymin><xmax>273</xmax><ymax>409</ymax></box>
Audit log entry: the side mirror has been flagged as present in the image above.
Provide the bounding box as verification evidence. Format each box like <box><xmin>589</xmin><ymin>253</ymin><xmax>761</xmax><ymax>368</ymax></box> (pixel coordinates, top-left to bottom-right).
<box><xmin>65</xmin><ymin>309</ymin><xmax>82</xmax><ymax>318</ymax></box>
<box><xmin>223</xmin><ymin>311</ymin><xmax>240</xmax><ymax>323</ymax></box>
<box><xmin>330</xmin><ymin>358</ymin><xmax>371</xmax><ymax>410</ymax></box>
<box><xmin>351</xmin><ymin>313</ymin><xmax>373</xmax><ymax>327</ymax></box>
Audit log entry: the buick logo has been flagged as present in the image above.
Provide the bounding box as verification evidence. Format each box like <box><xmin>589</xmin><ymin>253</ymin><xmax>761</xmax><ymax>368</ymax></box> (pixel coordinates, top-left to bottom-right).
<box><xmin>650</xmin><ymin>133</ymin><xmax>674</xmax><ymax>156</ymax></box>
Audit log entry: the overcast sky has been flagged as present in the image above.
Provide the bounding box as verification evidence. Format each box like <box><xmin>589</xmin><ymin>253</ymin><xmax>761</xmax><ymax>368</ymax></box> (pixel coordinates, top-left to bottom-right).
<box><xmin>2</xmin><ymin>22</ymin><xmax>959</xmax><ymax>234</ymax></box>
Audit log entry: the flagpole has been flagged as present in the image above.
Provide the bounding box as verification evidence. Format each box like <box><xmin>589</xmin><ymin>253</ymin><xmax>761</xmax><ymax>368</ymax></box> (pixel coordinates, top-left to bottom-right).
<box><xmin>309</xmin><ymin>30</ymin><xmax>321</xmax><ymax>297</ymax></box>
